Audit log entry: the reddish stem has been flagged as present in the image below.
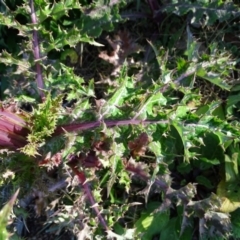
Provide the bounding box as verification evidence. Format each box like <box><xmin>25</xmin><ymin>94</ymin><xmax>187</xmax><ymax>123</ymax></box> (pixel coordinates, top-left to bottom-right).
<box><xmin>29</xmin><ymin>0</ymin><xmax>45</xmax><ymax>101</ymax></box>
<box><xmin>55</xmin><ymin>119</ymin><xmax>168</xmax><ymax>135</ymax></box>
<box><xmin>69</xmin><ymin>165</ymin><xmax>109</xmax><ymax>231</ymax></box>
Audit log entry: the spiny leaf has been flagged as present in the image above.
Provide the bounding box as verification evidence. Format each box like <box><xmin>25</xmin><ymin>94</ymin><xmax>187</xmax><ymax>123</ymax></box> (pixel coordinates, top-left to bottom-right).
<box><xmin>99</xmin><ymin>74</ymin><xmax>133</xmax><ymax>117</ymax></box>
<box><xmin>36</xmin><ymin>0</ymin><xmax>81</xmax><ymax>22</ymax></box>
<box><xmin>20</xmin><ymin>94</ymin><xmax>63</xmax><ymax>156</ymax></box>
<box><xmin>133</xmin><ymin>92</ymin><xmax>167</xmax><ymax>120</ymax></box>
<box><xmin>161</xmin><ymin>1</ymin><xmax>240</xmax><ymax>26</ymax></box>
<box><xmin>0</xmin><ymin>50</ymin><xmax>31</xmax><ymax>73</ymax></box>
<box><xmin>80</xmin><ymin>0</ymin><xmax>124</xmax><ymax>38</ymax></box>
<box><xmin>0</xmin><ymin>189</ymin><xmax>19</xmax><ymax>240</ymax></box>
<box><xmin>0</xmin><ymin>12</ymin><xmax>30</xmax><ymax>36</ymax></box>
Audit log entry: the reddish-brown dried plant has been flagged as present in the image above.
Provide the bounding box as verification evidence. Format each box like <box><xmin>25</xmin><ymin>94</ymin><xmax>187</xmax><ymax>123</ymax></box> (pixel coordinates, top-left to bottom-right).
<box><xmin>99</xmin><ymin>30</ymin><xmax>143</xmax><ymax>75</ymax></box>
<box><xmin>128</xmin><ymin>132</ymin><xmax>149</xmax><ymax>157</ymax></box>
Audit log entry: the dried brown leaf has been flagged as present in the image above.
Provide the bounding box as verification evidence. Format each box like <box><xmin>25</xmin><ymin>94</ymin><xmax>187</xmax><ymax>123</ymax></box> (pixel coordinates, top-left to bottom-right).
<box><xmin>99</xmin><ymin>30</ymin><xmax>143</xmax><ymax>75</ymax></box>
<box><xmin>125</xmin><ymin>157</ymin><xmax>150</xmax><ymax>178</ymax></box>
<box><xmin>38</xmin><ymin>152</ymin><xmax>62</xmax><ymax>168</ymax></box>
<box><xmin>68</xmin><ymin>151</ymin><xmax>102</xmax><ymax>169</ymax></box>
<box><xmin>92</xmin><ymin>132</ymin><xmax>111</xmax><ymax>152</ymax></box>
<box><xmin>128</xmin><ymin>132</ymin><xmax>149</xmax><ymax>157</ymax></box>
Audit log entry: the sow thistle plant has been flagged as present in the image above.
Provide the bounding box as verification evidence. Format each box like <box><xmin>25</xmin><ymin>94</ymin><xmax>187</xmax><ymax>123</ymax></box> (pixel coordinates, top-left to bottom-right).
<box><xmin>1</xmin><ymin>0</ymin><xmax>240</xmax><ymax>239</ymax></box>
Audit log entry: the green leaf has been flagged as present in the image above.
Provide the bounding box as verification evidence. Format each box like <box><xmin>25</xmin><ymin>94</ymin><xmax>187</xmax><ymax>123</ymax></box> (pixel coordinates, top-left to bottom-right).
<box><xmin>177</xmin><ymin>162</ymin><xmax>192</xmax><ymax>174</ymax></box>
<box><xmin>219</xmin><ymin>197</ymin><xmax>240</xmax><ymax>213</ymax></box>
<box><xmin>60</xmin><ymin>49</ymin><xmax>79</xmax><ymax>64</ymax></box>
<box><xmin>37</xmin><ymin>4</ymin><xmax>52</xmax><ymax>23</ymax></box>
<box><xmin>107</xmin><ymin>228</ymin><xmax>135</xmax><ymax>240</ymax></box>
<box><xmin>163</xmin><ymin>1</ymin><xmax>240</xmax><ymax>26</ymax></box>
<box><xmin>20</xmin><ymin>94</ymin><xmax>63</xmax><ymax>156</ymax></box>
<box><xmin>0</xmin><ymin>12</ymin><xmax>30</xmax><ymax>36</ymax></box>
<box><xmin>135</xmin><ymin>202</ymin><xmax>169</xmax><ymax>240</ymax></box>
<box><xmin>231</xmin><ymin>209</ymin><xmax>240</xmax><ymax>238</ymax></box>
<box><xmin>160</xmin><ymin>217</ymin><xmax>179</xmax><ymax>240</ymax></box>
<box><xmin>0</xmin><ymin>50</ymin><xmax>31</xmax><ymax>73</ymax></box>
<box><xmin>174</xmin><ymin>105</ymin><xmax>189</xmax><ymax>119</ymax></box>
<box><xmin>227</xmin><ymin>94</ymin><xmax>240</xmax><ymax>115</ymax></box>
<box><xmin>51</xmin><ymin>2</ymin><xmax>68</xmax><ymax>20</ymax></box>
<box><xmin>196</xmin><ymin>175</ymin><xmax>214</xmax><ymax>189</ymax></box>
<box><xmin>186</xmin><ymin>25</ymin><xmax>200</xmax><ymax>62</ymax></box>
<box><xmin>171</xmin><ymin>121</ymin><xmax>192</xmax><ymax>162</ymax></box>
<box><xmin>133</xmin><ymin>92</ymin><xmax>167</xmax><ymax>119</ymax></box>
<box><xmin>225</xmin><ymin>154</ymin><xmax>238</xmax><ymax>183</ymax></box>
<box><xmin>198</xmin><ymin>158</ymin><xmax>220</xmax><ymax>169</ymax></box>
<box><xmin>0</xmin><ymin>189</ymin><xmax>19</xmax><ymax>240</ymax></box>
<box><xmin>107</xmin><ymin>154</ymin><xmax>120</xmax><ymax>198</ymax></box>
<box><xmin>197</xmin><ymin>69</ymin><xmax>231</xmax><ymax>90</ymax></box>
<box><xmin>100</xmin><ymin>74</ymin><xmax>133</xmax><ymax>117</ymax></box>
<box><xmin>79</xmin><ymin>1</ymin><xmax>123</xmax><ymax>38</ymax></box>
<box><xmin>118</xmin><ymin>170</ymin><xmax>131</xmax><ymax>193</ymax></box>
<box><xmin>48</xmin><ymin>64</ymin><xmax>95</xmax><ymax>99</ymax></box>
<box><xmin>217</xmin><ymin>180</ymin><xmax>240</xmax><ymax>213</ymax></box>
<box><xmin>148</xmin><ymin>141</ymin><xmax>162</xmax><ymax>157</ymax></box>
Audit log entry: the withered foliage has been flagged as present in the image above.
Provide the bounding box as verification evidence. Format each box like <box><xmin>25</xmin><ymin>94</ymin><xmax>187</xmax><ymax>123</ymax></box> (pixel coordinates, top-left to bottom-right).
<box><xmin>99</xmin><ymin>30</ymin><xmax>143</xmax><ymax>75</ymax></box>
<box><xmin>128</xmin><ymin>132</ymin><xmax>149</xmax><ymax>157</ymax></box>
<box><xmin>38</xmin><ymin>152</ymin><xmax>62</xmax><ymax>169</ymax></box>
<box><xmin>92</xmin><ymin>132</ymin><xmax>112</xmax><ymax>152</ymax></box>
<box><xmin>68</xmin><ymin>151</ymin><xmax>102</xmax><ymax>169</ymax></box>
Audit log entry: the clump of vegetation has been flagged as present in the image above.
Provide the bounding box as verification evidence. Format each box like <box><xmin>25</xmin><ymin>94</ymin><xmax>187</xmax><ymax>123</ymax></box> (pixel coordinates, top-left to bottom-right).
<box><xmin>1</xmin><ymin>0</ymin><xmax>240</xmax><ymax>239</ymax></box>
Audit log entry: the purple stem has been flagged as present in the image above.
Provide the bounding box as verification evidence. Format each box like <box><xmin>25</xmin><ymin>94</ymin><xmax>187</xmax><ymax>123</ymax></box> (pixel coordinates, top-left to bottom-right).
<box><xmin>83</xmin><ymin>181</ymin><xmax>109</xmax><ymax>231</ymax></box>
<box><xmin>69</xmin><ymin>165</ymin><xmax>109</xmax><ymax>231</ymax></box>
<box><xmin>29</xmin><ymin>0</ymin><xmax>45</xmax><ymax>101</ymax></box>
<box><xmin>55</xmin><ymin>119</ymin><xmax>168</xmax><ymax>135</ymax></box>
